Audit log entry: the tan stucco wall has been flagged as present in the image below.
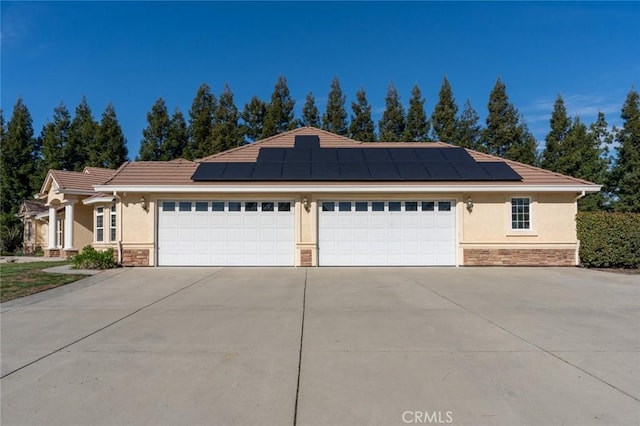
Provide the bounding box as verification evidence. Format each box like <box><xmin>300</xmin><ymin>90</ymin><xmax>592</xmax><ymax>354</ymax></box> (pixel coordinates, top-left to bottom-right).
<box><xmin>114</xmin><ymin>191</ymin><xmax>580</xmax><ymax>267</ymax></box>
<box><xmin>73</xmin><ymin>202</ymin><xmax>94</xmax><ymax>249</ymax></box>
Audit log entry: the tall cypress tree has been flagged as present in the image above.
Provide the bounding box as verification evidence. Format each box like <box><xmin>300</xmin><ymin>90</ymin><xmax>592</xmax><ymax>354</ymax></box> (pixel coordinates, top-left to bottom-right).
<box><xmin>322</xmin><ymin>77</ymin><xmax>348</xmax><ymax>135</ymax></box>
<box><xmin>541</xmin><ymin>95</ymin><xmax>571</xmax><ymax>171</ymax></box>
<box><xmin>610</xmin><ymin>89</ymin><xmax>640</xmax><ymax>212</ymax></box>
<box><xmin>482</xmin><ymin>78</ymin><xmax>535</xmax><ymax>164</ymax></box>
<box><xmin>0</xmin><ymin>98</ymin><xmax>40</xmax><ymax>213</ymax></box>
<box><xmin>160</xmin><ymin>109</ymin><xmax>189</xmax><ymax>161</ymax></box>
<box><xmin>262</xmin><ymin>75</ymin><xmax>296</xmax><ymax>138</ymax></box>
<box><xmin>67</xmin><ymin>97</ymin><xmax>98</xmax><ymax>171</ymax></box>
<box><xmin>456</xmin><ymin>99</ymin><xmax>482</xmax><ymax>150</ymax></box>
<box><xmin>403</xmin><ymin>84</ymin><xmax>429</xmax><ymax>141</ymax></box>
<box><xmin>301</xmin><ymin>92</ymin><xmax>321</xmax><ymax>128</ymax></box>
<box><xmin>431</xmin><ymin>77</ymin><xmax>458</xmax><ymax>143</ymax></box>
<box><xmin>349</xmin><ymin>88</ymin><xmax>376</xmax><ymax>142</ymax></box>
<box><xmin>41</xmin><ymin>102</ymin><xmax>71</xmax><ymax>171</ymax></box>
<box><xmin>212</xmin><ymin>84</ymin><xmax>243</xmax><ymax>152</ymax></box>
<box><xmin>138</xmin><ymin>98</ymin><xmax>170</xmax><ymax>161</ymax></box>
<box><xmin>241</xmin><ymin>96</ymin><xmax>268</xmax><ymax>142</ymax></box>
<box><xmin>187</xmin><ymin>83</ymin><xmax>217</xmax><ymax>159</ymax></box>
<box><xmin>378</xmin><ymin>82</ymin><xmax>406</xmax><ymax>142</ymax></box>
<box><xmin>95</xmin><ymin>103</ymin><xmax>128</xmax><ymax>168</ymax></box>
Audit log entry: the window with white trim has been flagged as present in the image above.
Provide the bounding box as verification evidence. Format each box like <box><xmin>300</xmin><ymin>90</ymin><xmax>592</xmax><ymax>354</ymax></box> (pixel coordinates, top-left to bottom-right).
<box><xmin>56</xmin><ymin>218</ymin><xmax>64</xmax><ymax>247</ymax></box>
<box><xmin>110</xmin><ymin>205</ymin><xmax>117</xmax><ymax>241</ymax></box>
<box><xmin>511</xmin><ymin>197</ymin><xmax>531</xmax><ymax>230</ymax></box>
<box><xmin>26</xmin><ymin>221</ymin><xmax>33</xmax><ymax>242</ymax></box>
<box><xmin>96</xmin><ymin>207</ymin><xmax>104</xmax><ymax>242</ymax></box>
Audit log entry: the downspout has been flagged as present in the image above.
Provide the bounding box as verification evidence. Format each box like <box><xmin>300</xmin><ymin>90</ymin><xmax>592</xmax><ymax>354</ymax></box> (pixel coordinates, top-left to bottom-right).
<box><xmin>574</xmin><ymin>191</ymin><xmax>586</xmax><ymax>265</ymax></box>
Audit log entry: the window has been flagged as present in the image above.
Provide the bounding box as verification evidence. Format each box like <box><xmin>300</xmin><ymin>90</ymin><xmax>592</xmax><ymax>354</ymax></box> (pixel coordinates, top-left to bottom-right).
<box><xmin>96</xmin><ymin>207</ymin><xmax>104</xmax><ymax>242</ymax></box>
<box><xmin>372</xmin><ymin>202</ymin><xmax>385</xmax><ymax>212</ymax></box>
<box><xmin>278</xmin><ymin>202</ymin><xmax>291</xmax><ymax>212</ymax></box>
<box><xmin>405</xmin><ymin>201</ymin><xmax>418</xmax><ymax>211</ymax></box>
<box><xmin>422</xmin><ymin>202</ymin><xmax>434</xmax><ymax>211</ymax></box>
<box><xmin>228</xmin><ymin>202</ymin><xmax>241</xmax><ymax>212</ymax></box>
<box><xmin>26</xmin><ymin>221</ymin><xmax>33</xmax><ymax>241</ymax></box>
<box><xmin>110</xmin><ymin>205</ymin><xmax>117</xmax><ymax>241</ymax></box>
<box><xmin>162</xmin><ymin>202</ymin><xmax>175</xmax><ymax>212</ymax></box>
<box><xmin>355</xmin><ymin>202</ymin><xmax>368</xmax><ymax>212</ymax></box>
<box><xmin>179</xmin><ymin>202</ymin><xmax>192</xmax><ymax>212</ymax></box>
<box><xmin>245</xmin><ymin>202</ymin><xmax>258</xmax><ymax>212</ymax></box>
<box><xmin>438</xmin><ymin>202</ymin><xmax>451</xmax><ymax>212</ymax></box>
<box><xmin>322</xmin><ymin>202</ymin><xmax>335</xmax><ymax>212</ymax></box>
<box><xmin>511</xmin><ymin>197</ymin><xmax>531</xmax><ymax>229</ymax></box>
<box><xmin>389</xmin><ymin>202</ymin><xmax>401</xmax><ymax>212</ymax></box>
<box><xmin>262</xmin><ymin>202</ymin><xmax>274</xmax><ymax>212</ymax></box>
<box><xmin>212</xmin><ymin>202</ymin><xmax>225</xmax><ymax>212</ymax></box>
<box><xmin>195</xmin><ymin>202</ymin><xmax>208</xmax><ymax>212</ymax></box>
<box><xmin>56</xmin><ymin>218</ymin><xmax>64</xmax><ymax>247</ymax></box>
<box><xmin>338</xmin><ymin>202</ymin><xmax>351</xmax><ymax>212</ymax></box>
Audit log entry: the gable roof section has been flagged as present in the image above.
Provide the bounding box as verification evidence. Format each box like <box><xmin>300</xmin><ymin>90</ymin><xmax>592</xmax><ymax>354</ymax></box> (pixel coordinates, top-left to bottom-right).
<box><xmin>97</xmin><ymin>127</ymin><xmax>599</xmax><ymax>191</ymax></box>
<box><xmin>39</xmin><ymin>166</ymin><xmax>117</xmax><ymax>195</ymax></box>
<box><xmin>18</xmin><ymin>200</ymin><xmax>47</xmax><ymax>217</ymax></box>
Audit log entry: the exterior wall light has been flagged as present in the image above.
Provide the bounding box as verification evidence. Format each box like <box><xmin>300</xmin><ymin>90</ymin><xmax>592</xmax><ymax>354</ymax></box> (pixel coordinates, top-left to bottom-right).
<box><xmin>140</xmin><ymin>196</ymin><xmax>148</xmax><ymax>211</ymax></box>
<box><xmin>466</xmin><ymin>197</ymin><xmax>474</xmax><ymax>213</ymax></box>
<box><xmin>302</xmin><ymin>197</ymin><xmax>310</xmax><ymax>213</ymax></box>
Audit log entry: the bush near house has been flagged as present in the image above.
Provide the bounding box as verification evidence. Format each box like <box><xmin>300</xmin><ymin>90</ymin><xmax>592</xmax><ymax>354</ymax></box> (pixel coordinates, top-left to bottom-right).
<box><xmin>0</xmin><ymin>212</ymin><xmax>23</xmax><ymax>254</ymax></box>
<box><xmin>577</xmin><ymin>212</ymin><xmax>640</xmax><ymax>268</ymax></box>
<box><xmin>72</xmin><ymin>245</ymin><xmax>117</xmax><ymax>270</ymax></box>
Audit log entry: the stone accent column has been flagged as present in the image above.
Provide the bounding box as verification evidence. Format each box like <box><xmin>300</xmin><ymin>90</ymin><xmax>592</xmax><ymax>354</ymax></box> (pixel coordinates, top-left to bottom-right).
<box><xmin>48</xmin><ymin>206</ymin><xmax>57</xmax><ymax>249</ymax></box>
<box><xmin>63</xmin><ymin>201</ymin><xmax>76</xmax><ymax>250</ymax></box>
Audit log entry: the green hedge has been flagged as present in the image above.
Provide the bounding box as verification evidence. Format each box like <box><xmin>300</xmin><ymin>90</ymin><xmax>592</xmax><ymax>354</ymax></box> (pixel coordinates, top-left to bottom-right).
<box><xmin>577</xmin><ymin>212</ymin><xmax>640</xmax><ymax>268</ymax></box>
<box><xmin>72</xmin><ymin>245</ymin><xmax>117</xmax><ymax>270</ymax></box>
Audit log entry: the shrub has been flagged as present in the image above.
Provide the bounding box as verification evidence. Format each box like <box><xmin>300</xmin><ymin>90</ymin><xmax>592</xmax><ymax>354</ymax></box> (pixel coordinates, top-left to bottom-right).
<box><xmin>72</xmin><ymin>245</ymin><xmax>117</xmax><ymax>270</ymax></box>
<box><xmin>0</xmin><ymin>213</ymin><xmax>23</xmax><ymax>254</ymax></box>
<box><xmin>577</xmin><ymin>212</ymin><xmax>640</xmax><ymax>268</ymax></box>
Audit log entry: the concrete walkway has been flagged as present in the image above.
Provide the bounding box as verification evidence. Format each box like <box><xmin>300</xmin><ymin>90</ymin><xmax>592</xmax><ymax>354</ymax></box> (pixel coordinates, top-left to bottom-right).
<box><xmin>1</xmin><ymin>267</ymin><xmax>638</xmax><ymax>425</ymax></box>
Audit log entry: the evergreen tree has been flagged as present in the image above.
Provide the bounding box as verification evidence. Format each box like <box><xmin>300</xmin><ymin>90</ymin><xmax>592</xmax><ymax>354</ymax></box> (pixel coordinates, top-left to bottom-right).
<box><xmin>161</xmin><ymin>109</ymin><xmax>189</xmax><ymax>161</ymax></box>
<box><xmin>95</xmin><ymin>103</ymin><xmax>128</xmax><ymax>168</ymax></box>
<box><xmin>301</xmin><ymin>92</ymin><xmax>321</xmax><ymax>127</ymax></box>
<box><xmin>431</xmin><ymin>77</ymin><xmax>458</xmax><ymax>143</ymax></box>
<box><xmin>403</xmin><ymin>84</ymin><xmax>429</xmax><ymax>141</ymax></box>
<box><xmin>482</xmin><ymin>78</ymin><xmax>535</xmax><ymax>164</ymax></box>
<box><xmin>577</xmin><ymin>113</ymin><xmax>612</xmax><ymax>211</ymax></box>
<box><xmin>41</xmin><ymin>102</ymin><xmax>71</xmax><ymax>171</ymax></box>
<box><xmin>349</xmin><ymin>89</ymin><xmax>376</xmax><ymax>142</ymax></box>
<box><xmin>138</xmin><ymin>98</ymin><xmax>170</xmax><ymax>161</ymax></box>
<box><xmin>541</xmin><ymin>95</ymin><xmax>571</xmax><ymax>171</ymax></box>
<box><xmin>241</xmin><ymin>96</ymin><xmax>267</xmax><ymax>143</ymax></box>
<box><xmin>610</xmin><ymin>89</ymin><xmax>640</xmax><ymax>212</ymax></box>
<box><xmin>0</xmin><ymin>98</ymin><xmax>40</xmax><ymax>213</ymax></box>
<box><xmin>67</xmin><ymin>97</ymin><xmax>98</xmax><ymax>171</ymax></box>
<box><xmin>187</xmin><ymin>83</ymin><xmax>217</xmax><ymax>159</ymax></box>
<box><xmin>262</xmin><ymin>75</ymin><xmax>296</xmax><ymax>138</ymax></box>
<box><xmin>378</xmin><ymin>82</ymin><xmax>406</xmax><ymax>142</ymax></box>
<box><xmin>212</xmin><ymin>84</ymin><xmax>243</xmax><ymax>152</ymax></box>
<box><xmin>456</xmin><ymin>99</ymin><xmax>482</xmax><ymax>150</ymax></box>
<box><xmin>322</xmin><ymin>77</ymin><xmax>348</xmax><ymax>135</ymax></box>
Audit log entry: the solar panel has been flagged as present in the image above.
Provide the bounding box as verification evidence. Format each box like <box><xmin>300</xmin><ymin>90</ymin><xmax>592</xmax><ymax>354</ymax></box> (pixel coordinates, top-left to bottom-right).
<box><xmin>252</xmin><ymin>162</ymin><xmax>283</xmax><ymax>180</ymax></box>
<box><xmin>311</xmin><ymin>148</ymin><xmax>338</xmax><ymax>162</ymax></box>
<box><xmin>282</xmin><ymin>162</ymin><xmax>311</xmax><ymax>180</ymax></box>
<box><xmin>389</xmin><ymin>148</ymin><xmax>419</xmax><ymax>162</ymax></box>
<box><xmin>425</xmin><ymin>162</ymin><xmax>461</xmax><ymax>180</ymax></box>
<box><xmin>367</xmin><ymin>162</ymin><xmax>400</xmax><ymax>180</ymax></box>
<box><xmin>294</xmin><ymin>135</ymin><xmax>320</xmax><ymax>149</ymax></box>
<box><xmin>480</xmin><ymin>162</ymin><xmax>522</xmax><ymax>180</ymax></box>
<box><xmin>450</xmin><ymin>161</ymin><xmax>491</xmax><ymax>180</ymax></box>
<box><xmin>257</xmin><ymin>148</ymin><xmax>285</xmax><ymax>162</ymax></box>
<box><xmin>337</xmin><ymin>148</ymin><xmax>365</xmax><ymax>162</ymax></box>
<box><xmin>285</xmin><ymin>147</ymin><xmax>312</xmax><ymax>162</ymax></box>
<box><xmin>339</xmin><ymin>162</ymin><xmax>370</xmax><ymax>179</ymax></box>
<box><xmin>441</xmin><ymin>147</ymin><xmax>475</xmax><ymax>162</ymax></box>
<box><xmin>414</xmin><ymin>148</ymin><xmax>447</xmax><ymax>162</ymax></box>
<box><xmin>191</xmin><ymin>162</ymin><xmax>227</xmax><ymax>180</ymax></box>
<box><xmin>363</xmin><ymin>148</ymin><xmax>392</xmax><ymax>162</ymax></box>
<box><xmin>311</xmin><ymin>162</ymin><xmax>340</xmax><ymax>180</ymax></box>
<box><xmin>221</xmin><ymin>163</ymin><xmax>255</xmax><ymax>180</ymax></box>
<box><xmin>396</xmin><ymin>162</ymin><xmax>430</xmax><ymax>180</ymax></box>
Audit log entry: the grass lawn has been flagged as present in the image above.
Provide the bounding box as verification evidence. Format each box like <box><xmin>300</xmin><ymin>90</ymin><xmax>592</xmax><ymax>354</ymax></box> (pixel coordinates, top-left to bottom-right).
<box><xmin>0</xmin><ymin>261</ymin><xmax>90</xmax><ymax>303</ymax></box>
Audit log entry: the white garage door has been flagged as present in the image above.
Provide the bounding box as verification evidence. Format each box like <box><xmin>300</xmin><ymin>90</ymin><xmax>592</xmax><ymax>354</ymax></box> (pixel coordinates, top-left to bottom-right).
<box><xmin>158</xmin><ymin>200</ymin><xmax>295</xmax><ymax>266</ymax></box>
<box><xmin>318</xmin><ymin>200</ymin><xmax>456</xmax><ymax>266</ymax></box>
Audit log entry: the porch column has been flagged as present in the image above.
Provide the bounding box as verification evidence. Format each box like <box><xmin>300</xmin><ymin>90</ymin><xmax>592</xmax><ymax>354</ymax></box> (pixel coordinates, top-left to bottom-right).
<box><xmin>63</xmin><ymin>201</ymin><xmax>76</xmax><ymax>250</ymax></box>
<box><xmin>48</xmin><ymin>206</ymin><xmax>57</xmax><ymax>249</ymax></box>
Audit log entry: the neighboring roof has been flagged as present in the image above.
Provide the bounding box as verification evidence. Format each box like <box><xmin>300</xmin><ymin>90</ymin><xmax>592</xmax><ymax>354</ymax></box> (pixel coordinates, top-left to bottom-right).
<box><xmin>18</xmin><ymin>200</ymin><xmax>47</xmax><ymax>217</ymax></box>
<box><xmin>97</xmin><ymin>127</ymin><xmax>599</xmax><ymax>191</ymax></box>
<box><xmin>40</xmin><ymin>166</ymin><xmax>117</xmax><ymax>195</ymax></box>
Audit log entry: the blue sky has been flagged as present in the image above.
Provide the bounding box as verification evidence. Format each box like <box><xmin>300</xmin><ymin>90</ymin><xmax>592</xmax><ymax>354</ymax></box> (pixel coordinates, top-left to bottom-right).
<box><xmin>2</xmin><ymin>1</ymin><xmax>639</xmax><ymax>157</ymax></box>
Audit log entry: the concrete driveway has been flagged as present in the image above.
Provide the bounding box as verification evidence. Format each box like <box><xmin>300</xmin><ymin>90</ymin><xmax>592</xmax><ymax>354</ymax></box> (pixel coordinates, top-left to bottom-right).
<box><xmin>1</xmin><ymin>267</ymin><xmax>638</xmax><ymax>425</ymax></box>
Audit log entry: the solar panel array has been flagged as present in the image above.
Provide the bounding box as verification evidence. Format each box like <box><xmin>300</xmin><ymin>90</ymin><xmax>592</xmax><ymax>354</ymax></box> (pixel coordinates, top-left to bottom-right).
<box><xmin>192</xmin><ymin>135</ymin><xmax>522</xmax><ymax>182</ymax></box>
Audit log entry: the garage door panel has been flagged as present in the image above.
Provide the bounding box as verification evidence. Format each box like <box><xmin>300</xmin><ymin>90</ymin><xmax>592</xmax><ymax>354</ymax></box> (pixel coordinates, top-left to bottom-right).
<box><xmin>319</xmin><ymin>200</ymin><xmax>456</xmax><ymax>266</ymax></box>
<box><xmin>158</xmin><ymin>200</ymin><xmax>294</xmax><ymax>266</ymax></box>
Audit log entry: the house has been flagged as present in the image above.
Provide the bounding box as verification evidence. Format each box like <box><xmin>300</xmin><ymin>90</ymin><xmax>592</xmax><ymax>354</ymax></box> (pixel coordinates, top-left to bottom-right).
<box><xmin>34</xmin><ymin>127</ymin><xmax>600</xmax><ymax>267</ymax></box>
<box><xmin>17</xmin><ymin>200</ymin><xmax>48</xmax><ymax>255</ymax></box>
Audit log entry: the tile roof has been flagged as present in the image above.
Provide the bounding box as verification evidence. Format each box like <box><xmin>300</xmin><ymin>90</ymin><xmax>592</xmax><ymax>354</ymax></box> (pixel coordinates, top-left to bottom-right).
<box><xmin>101</xmin><ymin>127</ymin><xmax>597</xmax><ymax>188</ymax></box>
<box><xmin>19</xmin><ymin>200</ymin><xmax>47</xmax><ymax>216</ymax></box>
<box><xmin>49</xmin><ymin>167</ymin><xmax>117</xmax><ymax>192</ymax></box>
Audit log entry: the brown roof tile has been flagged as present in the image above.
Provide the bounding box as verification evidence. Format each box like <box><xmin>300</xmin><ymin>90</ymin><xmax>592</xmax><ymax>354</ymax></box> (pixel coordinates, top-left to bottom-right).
<box><xmin>103</xmin><ymin>160</ymin><xmax>198</xmax><ymax>186</ymax></box>
<box><xmin>50</xmin><ymin>167</ymin><xmax>116</xmax><ymax>192</ymax></box>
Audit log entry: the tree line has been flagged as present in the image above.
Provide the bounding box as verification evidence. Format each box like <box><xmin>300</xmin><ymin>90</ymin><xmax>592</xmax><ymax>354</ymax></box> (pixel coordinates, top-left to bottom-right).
<box><xmin>1</xmin><ymin>76</ymin><xmax>638</xmax><ymax>221</ymax></box>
